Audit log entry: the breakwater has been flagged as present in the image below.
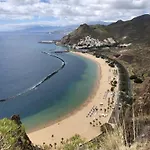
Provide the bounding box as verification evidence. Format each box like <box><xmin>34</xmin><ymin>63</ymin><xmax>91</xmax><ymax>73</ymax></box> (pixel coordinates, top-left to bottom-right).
<box><xmin>0</xmin><ymin>52</ymin><xmax>66</xmax><ymax>102</ymax></box>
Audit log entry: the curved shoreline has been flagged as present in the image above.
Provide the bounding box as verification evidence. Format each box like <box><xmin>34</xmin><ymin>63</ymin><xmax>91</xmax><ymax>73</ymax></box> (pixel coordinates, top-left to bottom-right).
<box><xmin>0</xmin><ymin>53</ymin><xmax>65</xmax><ymax>102</ymax></box>
<box><xmin>26</xmin><ymin>52</ymin><xmax>100</xmax><ymax>133</ymax></box>
<box><xmin>28</xmin><ymin>52</ymin><xmax>119</xmax><ymax>145</ymax></box>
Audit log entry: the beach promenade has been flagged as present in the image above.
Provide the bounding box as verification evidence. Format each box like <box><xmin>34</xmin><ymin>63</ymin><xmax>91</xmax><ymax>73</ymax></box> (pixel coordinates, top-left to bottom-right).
<box><xmin>28</xmin><ymin>52</ymin><xmax>119</xmax><ymax>146</ymax></box>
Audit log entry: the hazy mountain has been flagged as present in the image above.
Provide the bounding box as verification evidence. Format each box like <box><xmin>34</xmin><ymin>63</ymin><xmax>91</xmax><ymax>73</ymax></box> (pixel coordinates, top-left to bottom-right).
<box><xmin>22</xmin><ymin>25</ymin><xmax>64</xmax><ymax>32</ymax></box>
<box><xmin>19</xmin><ymin>21</ymin><xmax>109</xmax><ymax>33</ymax></box>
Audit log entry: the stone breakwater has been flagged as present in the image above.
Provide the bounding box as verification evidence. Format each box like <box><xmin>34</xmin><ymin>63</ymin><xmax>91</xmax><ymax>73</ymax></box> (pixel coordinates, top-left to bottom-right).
<box><xmin>0</xmin><ymin>52</ymin><xmax>66</xmax><ymax>102</ymax></box>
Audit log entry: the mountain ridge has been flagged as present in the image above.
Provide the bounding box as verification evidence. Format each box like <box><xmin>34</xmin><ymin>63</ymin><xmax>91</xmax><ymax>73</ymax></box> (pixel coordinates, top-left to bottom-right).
<box><xmin>61</xmin><ymin>14</ymin><xmax>150</xmax><ymax>45</ymax></box>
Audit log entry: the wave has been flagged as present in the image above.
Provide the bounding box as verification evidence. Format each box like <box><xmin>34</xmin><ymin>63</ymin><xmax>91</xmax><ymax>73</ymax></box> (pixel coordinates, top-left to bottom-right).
<box><xmin>0</xmin><ymin>52</ymin><xmax>66</xmax><ymax>102</ymax></box>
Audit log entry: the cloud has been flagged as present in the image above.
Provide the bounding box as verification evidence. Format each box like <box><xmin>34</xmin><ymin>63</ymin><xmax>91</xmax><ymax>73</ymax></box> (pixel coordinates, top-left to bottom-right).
<box><xmin>8</xmin><ymin>0</ymin><xmax>40</xmax><ymax>5</ymax></box>
<box><xmin>0</xmin><ymin>0</ymin><xmax>149</xmax><ymax>30</ymax></box>
<box><xmin>112</xmin><ymin>0</ymin><xmax>150</xmax><ymax>9</ymax></box>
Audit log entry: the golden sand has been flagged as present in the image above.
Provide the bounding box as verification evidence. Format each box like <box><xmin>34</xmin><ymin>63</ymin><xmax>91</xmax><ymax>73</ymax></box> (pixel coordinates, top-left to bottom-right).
<box><xmin>28</xmin><ymin>52</ymin><xmax>119</xmax><ymax>146</ymax></box>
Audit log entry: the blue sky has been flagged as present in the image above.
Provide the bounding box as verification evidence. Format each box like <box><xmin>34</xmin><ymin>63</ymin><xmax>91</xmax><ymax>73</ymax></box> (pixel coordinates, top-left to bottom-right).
<box><xmin>0</xmin><ymin>0</ymin><xmax>149</xmax><ymax>31</ymax></box>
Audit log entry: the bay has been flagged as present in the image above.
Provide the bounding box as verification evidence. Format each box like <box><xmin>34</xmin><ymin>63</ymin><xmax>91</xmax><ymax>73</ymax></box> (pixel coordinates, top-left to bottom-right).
<box><xmin>0</xmin><ymin>32</ymin><xmax>98</xmax><ymax>130</ymax></box>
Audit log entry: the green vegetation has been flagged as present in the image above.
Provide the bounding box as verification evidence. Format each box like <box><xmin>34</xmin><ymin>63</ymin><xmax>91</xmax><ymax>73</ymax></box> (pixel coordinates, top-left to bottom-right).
<box><xmin>108</xmin><ymin>63</ymin><xmax>115</xmax><ymax>68</ymax></box>
<box><xmin>110</xmin><ymin>86</ymin><xmax>115</xmax><ymax>92</ymax></box>
<box><xmin>111</xmin><ymin>80</ymin><xmax>117</xmax><ymax>87</ymax></box>
<box><xmin>1</xmin><ymin>117</ymin><xmax>149</xmax><ymax>150</ymax></box>
<box><xmin>84</xmin><ymin>125</ymin><xmax>150</xmax><ymax>150</ymax></box>
<box><xmin>59</xmin><ymin>134</ymin><xmax>85</xmax><ymax>150</ymax></box>
<box><xmin>130</xmin><ymin>75</ymin><xmax>137</xmax><ymax>80</ymax></box>
<box><xmin>61</xmin><ymin>14</ymin><xmax>150</xmax><ymax>46</ymax></box>
<box><xmin>0</xmin><ymin>118</ymin><xmax>33</xmax><ymax>150</ymax></box>
<box><xmin>129</xmin><ymin>75</ymin><xmax>143</xmax><ymax>84</ymax></box>
<box><xmin>0</xmin><ymin>118</ymin><xmax>23</xmax><ymax>150</ymax></box>
<box><xmin>40</xmin><ymin>134</ymin><xmax>85</xmax><ymax>150</ymax></box>
<box><xmin>59</xmin><ymin>14</ymin><xmax>150</xmax><ymax>150</ymax></box>
<box><xmin>134</xmin><ymin>78</ymin><xmax>143</xmax><ymax>84</ymax></box>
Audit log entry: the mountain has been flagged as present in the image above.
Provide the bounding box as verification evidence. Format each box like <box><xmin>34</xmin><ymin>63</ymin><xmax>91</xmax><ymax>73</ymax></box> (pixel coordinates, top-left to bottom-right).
<box><xmin>61</xmin><ymin>14</ymin><xmax>150</xmax><ymax>45</ymax></box>
<box><xmin>49</xmin><ymin>25</ymin><xmax>77</xmax><ymax>35</ymax></box>
<box><xmin>22</xmin><ymin>25</ymin><xmax>65</xmax><ymax>32</ymax></box>
<box><xmin>107</xmin><ymin>14</ymin><xmax>150</xmax><ymax>44</ymax></box>
<box><xmin>61</xmin><ymin>24</ymin><xmax>110</xmax><ymax>45</ymax></box>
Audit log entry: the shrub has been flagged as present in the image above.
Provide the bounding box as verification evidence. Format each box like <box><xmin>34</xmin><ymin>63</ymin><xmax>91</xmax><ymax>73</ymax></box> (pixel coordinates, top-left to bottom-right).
<box><xmin>109</xmin><ymin>63</ymin><xmax>115</xmax><ymax>68</ymax></box>
<box><xmin>114</xmin><ymin>54</ymin><xmax>120</xmax><ymax>58</ymax></box>
<box><xmin>0</xmin><ymin>118</ymin><xmax>32</xmax><ymax>150</ymax></box>
<box><xmin>106</xmin><ymin>60</ymin><xmax>110</xmax><ymax>63</ymax></box>
<box><xmin>59</xmin><ymin>134</ymin><xmax>85</xmax><ymax>150</ymax></box>
<box><xmin>130</xmin><ymin>75</ymin><xmax>137</xmax><ymax>80</ymax></box>
<box><xmin>134</xmin><ymin>78</ymin><xmax>143</xmax><ymax>84</ymax></box>
<box><xmin>96</xmin><ymin>55</ymin><xmax>100</xmax><ymax>58</ymax></box>
<box><xmin>111</xmin><ymin>80</ymin><xmax>117</xmax><ymax>87</ymax></box>
<box><xmin>114</xmin><ymin>81</ymin><xmax>117</xmax><ymax>85</ymax></box>
<box><xmin>111</xmin><ymin>87</ymin><xmax>115</xmax><ymax>92</ymax></box>
<box><xmin>101</xmin><ymin>123</ymin><xmax>114</xmax><ymax>134</ymax></box>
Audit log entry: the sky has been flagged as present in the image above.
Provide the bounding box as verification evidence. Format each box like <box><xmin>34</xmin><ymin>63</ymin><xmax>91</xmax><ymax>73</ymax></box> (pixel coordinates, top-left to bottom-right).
<box><xmin>0</xmin><ymin>0</ymin><xmax>149</xmax><ymax>31</ymax></box>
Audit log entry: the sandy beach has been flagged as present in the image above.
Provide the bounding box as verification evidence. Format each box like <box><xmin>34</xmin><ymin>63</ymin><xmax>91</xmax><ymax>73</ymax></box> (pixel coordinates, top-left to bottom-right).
<box><xmin>28</xmin><ymin>52</ymin><xmax>119</xmax><ymax>146</ymax></box>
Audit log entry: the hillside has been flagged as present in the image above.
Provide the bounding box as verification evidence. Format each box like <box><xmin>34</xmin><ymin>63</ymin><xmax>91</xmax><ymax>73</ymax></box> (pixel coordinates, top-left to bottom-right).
<box><xmin>61</xmin><ymin>14</ymin><xmax>150</xmax><ymax>45</ymax></box>
<box><xmin>61</xmin><ymin>24</ymin><xmax>110</xmax><ymax>45</ymax></box>
<box><xmin>60</xmin><ymin>14</ymin><xmax>150</xmax><ymax>150</ymax></box>
<box><xmin>107</xmin><ymin>14</ymin><xmax>150</xmax><ymax>44</ymax></box>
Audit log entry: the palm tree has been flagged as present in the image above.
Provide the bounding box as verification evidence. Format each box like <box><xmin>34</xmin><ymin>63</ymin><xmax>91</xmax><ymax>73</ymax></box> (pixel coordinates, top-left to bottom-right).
<box><xmin>52</xmin><ymin>134</ymin><xmax>54</xmax><ymax>138</ymax></box>
<box><xmin>99</xmin><ymin>121</ymin><xmax>101</xmax><ymax>125</ymax></box>
<box><xmin>61</xmin><ymin>138</ymin><xmax>64</xmax><ymax>145</ymax></box>
<box><xmin>49</xmin><ymin>144</ymin><xmax>53</xmax><ymax>148</ymax></box>
<box><xmin>54</xmin><ymin>143</ymin><xmax>57</xmax><ymax>149</ymax></box>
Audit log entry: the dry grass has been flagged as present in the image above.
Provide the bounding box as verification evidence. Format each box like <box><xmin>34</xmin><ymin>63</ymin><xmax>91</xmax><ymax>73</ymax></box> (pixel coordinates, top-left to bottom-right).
<box><xmin>99</xmin><ymin>127</ymin><xmax>125</xmax><ymax>150</ymax></box>
<box><xmin>97</xmin><ymin>126</ymin><xmax>150</xmax><ymax>150</ymax></box>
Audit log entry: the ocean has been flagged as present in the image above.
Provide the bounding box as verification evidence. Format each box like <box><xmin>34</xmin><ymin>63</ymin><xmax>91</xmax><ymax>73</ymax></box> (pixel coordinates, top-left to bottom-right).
<box><xmin>0</xmin><ymin>32</ymin><xmax>98</xmax><ymax>130</ymax></box>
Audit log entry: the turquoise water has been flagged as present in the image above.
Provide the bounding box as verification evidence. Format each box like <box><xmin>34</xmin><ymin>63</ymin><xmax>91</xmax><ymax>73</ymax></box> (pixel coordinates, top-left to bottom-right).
<box><xmin>23</xmin><ymin>54</ymin><xmax>98</xmax><ymax>130</ymax></box>
<box><xmin>0</xmin><ymin>32</ymin><xmax>98</xmax><ymax>131</ymax></box>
